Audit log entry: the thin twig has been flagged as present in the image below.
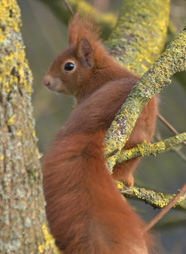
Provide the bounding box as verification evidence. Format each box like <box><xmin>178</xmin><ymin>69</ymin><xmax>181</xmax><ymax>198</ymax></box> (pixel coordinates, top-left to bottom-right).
<box><xmin>115</xmin><ymin>132</ymin><xmax>186</xmax><ymax>164</ymax></box>
<box><xmin>63</xmin><ymin>0</ymin><xmax>74</xmax><ymax>16</ymax></box>
<box><xmin>154</xmin><ymin>134</ymin><xmax>186</xmax><ymax>163</ymax></box>
<box><xmin>144</xmin><ymin>182</ymin><xmax>186</xmax><ymax>232</ymax></box>
<box><xmin>158</xmin><ymin>113</ymin><xmax>186</xmax><ymax>146</ymax></box>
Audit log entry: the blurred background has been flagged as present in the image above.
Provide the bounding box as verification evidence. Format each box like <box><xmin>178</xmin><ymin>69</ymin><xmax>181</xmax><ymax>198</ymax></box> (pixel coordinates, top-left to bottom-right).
<box><xmin>17</xmin><ymin>0</ymin><xmax>186</xmax><ymax>253</ymax></box>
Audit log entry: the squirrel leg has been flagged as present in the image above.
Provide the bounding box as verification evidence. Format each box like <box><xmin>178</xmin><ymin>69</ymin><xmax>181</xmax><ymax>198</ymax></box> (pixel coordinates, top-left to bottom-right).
<box><xmin>112</xmin><ymin>97</ymin><xmax>157</xmax><ymax>187</ymax></box>
<box><xmin>112</xmin><ymin>157</ymin><xmax>141</xmax><ymax>187</ymax></box>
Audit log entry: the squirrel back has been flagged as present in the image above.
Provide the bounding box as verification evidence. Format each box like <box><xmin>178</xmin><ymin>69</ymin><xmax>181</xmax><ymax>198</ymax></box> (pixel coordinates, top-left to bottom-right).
<box><xmin>42</xmin><ymin>13</ymin><xmax>157</xmax><ymax>253</ymax></box>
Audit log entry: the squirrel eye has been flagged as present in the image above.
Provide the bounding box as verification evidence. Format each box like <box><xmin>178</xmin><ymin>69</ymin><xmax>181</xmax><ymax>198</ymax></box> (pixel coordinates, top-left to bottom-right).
<box><xmin>64</xmin><ymin>62</ymin><xmax>75</xmax><ymax>71</ymax></box>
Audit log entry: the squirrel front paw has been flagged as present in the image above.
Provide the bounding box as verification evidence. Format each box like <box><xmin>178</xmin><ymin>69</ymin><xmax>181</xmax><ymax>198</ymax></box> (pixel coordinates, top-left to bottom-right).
<box><xmin>124</xmin><ymin>174</ymin><xmax>134</xmax><ymax>188</ymax></box>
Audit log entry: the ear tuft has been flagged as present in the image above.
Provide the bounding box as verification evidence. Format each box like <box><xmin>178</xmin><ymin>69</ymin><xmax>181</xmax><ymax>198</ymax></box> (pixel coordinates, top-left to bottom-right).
<box><xmin>78</xmin><ymin>38</ymin><xmax>94</xmax><ymax>67</ymax></box>
<box><xmin>68</xmin><ymin>12</ymin><xmax>100</xmax><ymax>46</ymax></box>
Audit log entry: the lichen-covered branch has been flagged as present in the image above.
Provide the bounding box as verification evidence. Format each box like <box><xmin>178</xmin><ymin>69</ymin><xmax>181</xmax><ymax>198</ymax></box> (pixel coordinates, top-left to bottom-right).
<box><xmin>144</xmin><ymin>182</ymin><xmax>186</xmax><ymax>231</ymax></box>
<box><xmin>105</xmin><ymin>26</ymin><xmax>186</xmax><ymax>171</ymax></box>
<box><xmin>106</xmin><ymin>0</ymin><xmax>170</xmax><ymax>76</ymax></box>
<box><xmin>114</xmin><ymin>132</ymin><xmax>186</xmax><ymax>164</ymax></box>
<box><xmin>116</xmin><ymin>182</ymin><xmax>186</xmax><ymax>211</ymax></box>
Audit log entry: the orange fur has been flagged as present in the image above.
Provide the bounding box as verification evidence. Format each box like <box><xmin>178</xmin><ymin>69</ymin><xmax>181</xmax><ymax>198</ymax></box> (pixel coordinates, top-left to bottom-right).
<box><xmin>68</xmin><ymin>13</ymin><xmax>100</xmax><ymax>45</ymax></box>
<box><xmin>42</xmin><ymin>13</ymin><xmax>157</xmax><ymax>253</ymax></box>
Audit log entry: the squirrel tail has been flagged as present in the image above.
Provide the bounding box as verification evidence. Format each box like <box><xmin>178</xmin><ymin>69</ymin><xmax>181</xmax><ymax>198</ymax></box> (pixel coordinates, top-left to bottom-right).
<box><xmin>42</xmin><ymin>131</ymin><xmax>152</xmax><ymax>254</ymax></box>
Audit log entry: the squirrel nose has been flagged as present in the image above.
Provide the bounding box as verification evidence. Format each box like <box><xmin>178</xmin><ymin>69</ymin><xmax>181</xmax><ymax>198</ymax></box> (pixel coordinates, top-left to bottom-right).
<box><xmin>43</xmin><ymin>75</ymin><xmax>51</xmax><ymax>87</ymax></box>
<box><xmin>44</xmin><ymin>81</ymin><xmax>50</xmax><ymax>87</ymax></box>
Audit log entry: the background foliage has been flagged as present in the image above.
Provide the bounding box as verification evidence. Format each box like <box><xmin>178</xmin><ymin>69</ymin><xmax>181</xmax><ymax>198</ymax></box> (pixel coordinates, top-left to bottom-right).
<box><xmin>17</xmin><ymin>0</ymin><xmax>186</xmax><ymax>253</ymax></box>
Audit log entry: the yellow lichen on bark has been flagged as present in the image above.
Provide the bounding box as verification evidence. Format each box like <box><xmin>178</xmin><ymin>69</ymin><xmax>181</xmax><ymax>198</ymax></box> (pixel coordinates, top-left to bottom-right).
<box><xmin>115</xmin><ymin>132</ymin><xmax>186</xmax><ymax>164</ymax></box>
<box><xmin>120</xmin><ymin>186</ymin><xmax>186</xmax><ymax>210</ymax></box>
<box><xmin>0</xmin><ymin>1</ymin><xmax>59</xmax><ymax>253</ymax></box>
<box><xmin>105</xmin><ymin>25</ymin><xmax>186</xmax><ymax>171</ymax></box>
<box><xmin>106</xmin><ymin>0</ymin><xmax>170</xmax><ymax>76</ymax></box>
<box><xmin>38</xmin><ymin>224</ymin><xmax>62</xmax><ymax>254</ymax></box>
<box><xmin>0</xmin><ymin>0</ymin><xmax>20</xmax><ymax>40</ymax></box>
<box><xmin>103</xmin><ymin>0</ymin><xmax>171</xmax><ymax>170</ymax></box>
<box><xmin>0</xmin><ymin>0</ymin><xmax>32</xmax><ymax>95</ymax></box>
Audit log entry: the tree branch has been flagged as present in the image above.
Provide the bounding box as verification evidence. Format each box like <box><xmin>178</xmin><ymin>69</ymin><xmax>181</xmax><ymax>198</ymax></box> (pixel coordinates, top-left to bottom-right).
<box><xmin>106</xmin><ymin>2</ymin><xmax>186</xmax><ymax>229</ymax></box>
<box><xmin>116</xmin><ymin>182</ymin><xmax>186</xmax><ymax>211</ymax></box>
<box><xmin>106</xmin><ymin>0</ymin><xmax>170</xmax><ymax>76</ymax></box>
<box><xmin>105</xmin><ymin>25</ymin><xmax>186</xmax><ymax>172</ymax></box>
<box><xmin>143</xmin><ymin>182</ymin><xmax>186</xmax><ymax>232</ymax></box>
<box><xmin>63</xmin><ymin>0</ymin><xmax>74</xmax><ymax>16</ymax></box>
<box><xmin>157</xmin><ymin>113</ymin><xmax>186</xmax><ymax>146</ymax></box>
<box><xmin>112</xmin><ymin>132</ymin><xmax>186</xmax><ymax>164</ymax></box>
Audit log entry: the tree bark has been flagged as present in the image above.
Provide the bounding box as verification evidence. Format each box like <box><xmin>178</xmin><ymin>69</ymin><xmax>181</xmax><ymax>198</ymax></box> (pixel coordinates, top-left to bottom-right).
<box><xmin>0</xmin><ymin>0</ymin><xmax>57</xmax><ymax>253</ymax></box>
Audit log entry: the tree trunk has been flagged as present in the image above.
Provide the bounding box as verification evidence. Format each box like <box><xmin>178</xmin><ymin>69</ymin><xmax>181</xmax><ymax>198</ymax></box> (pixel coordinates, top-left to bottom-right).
<box><xmin>0</xmin><ymin>0</ymin><xmax>57</xmax><ymax>253</ymax></box>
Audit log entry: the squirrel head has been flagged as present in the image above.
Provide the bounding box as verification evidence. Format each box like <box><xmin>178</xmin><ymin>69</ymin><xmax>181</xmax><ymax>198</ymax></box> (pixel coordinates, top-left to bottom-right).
<box><xmin>43</xmin><ymin>13</ymin><xmax>108</xmax><ymax>98</ymax></box>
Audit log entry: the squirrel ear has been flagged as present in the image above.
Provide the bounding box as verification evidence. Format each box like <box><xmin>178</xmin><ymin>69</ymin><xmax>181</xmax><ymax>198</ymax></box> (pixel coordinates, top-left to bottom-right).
<box><xmin>78</xmin><ymin>38</ymin><xmax>94</xmax><ymax>67</ymax></box>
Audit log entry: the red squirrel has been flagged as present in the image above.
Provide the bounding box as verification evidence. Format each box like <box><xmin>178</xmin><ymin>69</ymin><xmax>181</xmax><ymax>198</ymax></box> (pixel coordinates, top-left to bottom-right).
<box><xmin>42</xmin><ymin>13</ymin><xmax>157</xmax><ymax>254</ymax></box>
